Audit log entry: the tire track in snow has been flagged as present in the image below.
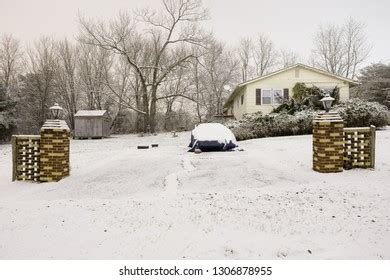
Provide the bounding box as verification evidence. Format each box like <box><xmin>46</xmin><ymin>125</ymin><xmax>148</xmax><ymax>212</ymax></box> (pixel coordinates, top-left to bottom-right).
<box><xmin>163</xmin><ymin>156</ymin><xmax>195</xmax><ymax>195</ymax></box>
<box><xmin>164</xmin><ymin>173</ymin><xmax>179</xmax><ymax>195</ymax></box>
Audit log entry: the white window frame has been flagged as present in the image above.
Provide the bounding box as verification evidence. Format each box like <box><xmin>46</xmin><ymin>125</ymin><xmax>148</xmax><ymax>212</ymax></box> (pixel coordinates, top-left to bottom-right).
<box><xmin>261</xmin><ymin>88</ymin><xmax>284</xmax><ymax>105</ymax></box>
<box><xmin>261</xmin><ymin>89</ymin><xmax>272</xmax><ymax>105</ymax></box>
<box><xmin>272</xmin><ymin>88</ymin><xmax>284</xmax><ymax>105</ymax></box>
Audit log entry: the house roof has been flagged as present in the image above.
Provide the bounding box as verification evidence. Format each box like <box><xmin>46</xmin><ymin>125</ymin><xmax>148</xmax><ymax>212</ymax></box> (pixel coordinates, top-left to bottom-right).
<box><xmin>74</xmin><ymin>110</ymin><xmax>107</xmax><ymax>117</ymax></box>
<box><xmin>224</xmin><ymin>63</ymin><xmax>359</xmax><ymax>107</ymax></box>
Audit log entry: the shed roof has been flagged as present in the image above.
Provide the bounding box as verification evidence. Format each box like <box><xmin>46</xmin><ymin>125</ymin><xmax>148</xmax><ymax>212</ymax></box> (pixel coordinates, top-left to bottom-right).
<box><xmin>74</xmin><ymin>110</ymin><xmax>107</xmax><ymax>117</ymax></box>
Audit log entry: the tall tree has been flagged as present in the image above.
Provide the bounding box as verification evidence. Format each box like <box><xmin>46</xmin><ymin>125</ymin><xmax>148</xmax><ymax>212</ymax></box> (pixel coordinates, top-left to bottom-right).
<box><xmin>200</xmin><ymin>39</ymin><xmax>239</xmax><ymax>117</ymax></box>
<box><xmin>353</xmin><ymin>63</ymin><xmax>390</xmax><ymax>108</ymax></box>
<box><xmin>19</xmin><ymin>37</ymin><xmax>56</xmax><ymax>131</ymax></box>
<box><xmin>78</xmin><ymin>0</ymin><xmax>208</xmax><ymax>133</ymax></box>
<box><xmin>311</xmin><ymin>18</ymin><xmax>371</xmax><ymax>79</ymax></box>
<box><xmin>279</xmin><ymin>49</ymin><xmax>299</xmax><ymax>67</ymax></box>
<box><xmin>104</xmin><ymin>55</ymin><xmax>144</xmax><ymax>130</ymax></box>
<box><xmin>0</xmin><ymin>34</ymin><xmax>22</xmax><ymax>101</ymax></box>
<box><xmin>54</xmin><ymin>38</ymin><xmax>80</xmax><ymax>129</ymax></box>
<box><xmin>343</xmin><ymin>18</ymin><xmax>371</xmax><ymax>78</ymax></box>
<box><xmin>252</xmin><ymin>34</ymin><xmax>278</xmax><ymax>76</ymax></box>
<box><xmin>78</xmin><ymin>43</ymin><xmax>112</xmax><ymax>110</ymax></box>
<box><xmin>237</xmin><ymin>37</ymin><xmax>253</xmax><ymax>82</ymax></box>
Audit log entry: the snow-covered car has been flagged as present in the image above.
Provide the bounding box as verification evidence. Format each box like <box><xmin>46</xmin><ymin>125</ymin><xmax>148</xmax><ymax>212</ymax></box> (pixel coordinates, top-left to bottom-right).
<box><xmin>188</xmin><ymin>123</ymin><xmax>238</xmax><ymax>152</ymax></box>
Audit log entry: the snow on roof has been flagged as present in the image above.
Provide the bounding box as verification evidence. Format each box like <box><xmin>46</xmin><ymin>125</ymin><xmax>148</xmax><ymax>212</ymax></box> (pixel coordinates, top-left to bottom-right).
<box><xmin>74</xmin><ymin>110</ymin><xmax>107</xmax><ymax>117</ymax></box>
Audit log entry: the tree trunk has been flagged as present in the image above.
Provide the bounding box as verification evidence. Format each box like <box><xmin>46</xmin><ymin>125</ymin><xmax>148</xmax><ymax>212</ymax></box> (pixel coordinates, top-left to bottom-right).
<box><xmin>149</xmin><ymin>86</ymin><xmax>159</xmax><ymax>133</ymax></box>
<box><xmin>141</xmin><ymin>85</ymin><xmax>150</xmax><ymax>133</ymax></box>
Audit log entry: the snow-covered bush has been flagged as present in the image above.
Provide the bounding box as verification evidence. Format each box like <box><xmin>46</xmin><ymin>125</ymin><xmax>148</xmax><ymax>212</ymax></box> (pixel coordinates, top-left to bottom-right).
<box><xmin>336</xmin><ymin>99</ymin><xmax>388</xmax><ymax>128</ymax></box>
<box><xmin>230</xmin><ymin>125</ymin><xmax>255</xmax><ymax>141</ymax></box>
<box><xmin>230</xmin><ymin>99</ymin><xmax>388</xmax><ymax>141</ymax></box>
<box><xmin>231</xmin><ymin>110</ymin><xmax>316</xmax><ymax>141</ymax></box>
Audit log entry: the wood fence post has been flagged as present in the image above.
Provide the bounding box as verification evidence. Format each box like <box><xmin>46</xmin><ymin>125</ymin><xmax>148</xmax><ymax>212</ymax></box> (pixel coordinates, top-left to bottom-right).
<box><xmin>370</xmin><ymin>125</ymin><xmax>376</xmax><ymax>169</ymax></box>
<box><xmin>11</xmin><ymin>135</ymin><xmax>17</xmax><ymax>181</ymax></box>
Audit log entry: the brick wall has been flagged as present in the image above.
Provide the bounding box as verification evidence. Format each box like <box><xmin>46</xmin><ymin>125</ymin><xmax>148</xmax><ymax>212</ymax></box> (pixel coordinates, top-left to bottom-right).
<box><xmin>313</xmin><ymin>112</ymin><xmax>344</xmax><ymax>173</ymax></box>
<box><xmin>39</xmin><ymin>120</ymin><xmax>70</xmax><ymax>182</ymax></box>
<box><xmin>12</xmin><ymin>135</ymin><xmax>41</xmax><ymax>181</ymax></box>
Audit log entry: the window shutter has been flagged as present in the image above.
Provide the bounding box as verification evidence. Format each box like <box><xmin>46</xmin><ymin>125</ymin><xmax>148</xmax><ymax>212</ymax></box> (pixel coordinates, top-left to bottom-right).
<box><xmin>283</xmin><ymin>88</ymin><xmax>289</xmax><ymax>100</ymax></box>
<box><xmin>256</xmin><ymin>88</ymin><xmax>262</xmax><ymax>105</ymax></box>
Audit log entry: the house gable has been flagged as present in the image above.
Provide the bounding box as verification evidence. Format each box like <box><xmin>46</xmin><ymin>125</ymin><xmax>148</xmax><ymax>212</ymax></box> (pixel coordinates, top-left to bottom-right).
<box><xmin>225</xmin><ymin>64</ymin><xmax>356</xmax><ymax>119</ymax></box>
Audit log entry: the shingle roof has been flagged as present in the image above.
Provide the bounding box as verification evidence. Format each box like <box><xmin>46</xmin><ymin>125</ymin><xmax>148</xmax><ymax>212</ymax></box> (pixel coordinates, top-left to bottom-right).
<box><xmin>74</xmin><ymin>110</ymin><xmax>107</xmax><ymax>117</ymax></box>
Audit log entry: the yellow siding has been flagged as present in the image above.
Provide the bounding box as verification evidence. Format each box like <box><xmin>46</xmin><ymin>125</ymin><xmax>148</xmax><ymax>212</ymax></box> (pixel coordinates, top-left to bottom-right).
<box><xmin>231</xmin><ymin>87</ymin><xmax>247</xmax><ymax>119</ymax></box>
<box><xmin>230</xmin><ymin>66</ymin><xmax>351</xmax><ymax>120</ymax></box>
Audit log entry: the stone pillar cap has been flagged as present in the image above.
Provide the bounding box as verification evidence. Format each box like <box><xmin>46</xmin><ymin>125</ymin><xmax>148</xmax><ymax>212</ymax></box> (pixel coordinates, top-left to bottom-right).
<box><xmin>41</xmin><ymin>119</ymin><xmax>70</xmax><ymax>131</ymax></box>
<box><xmin>314</xmin><ymin>112</ymin><xmax>343</xmax><ymax>122</ymax></box>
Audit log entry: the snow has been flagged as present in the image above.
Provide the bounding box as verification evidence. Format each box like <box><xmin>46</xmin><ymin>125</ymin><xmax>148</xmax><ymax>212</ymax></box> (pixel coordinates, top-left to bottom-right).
<box><xmin>191</xmin><ymin>123</ymin><xmax>237</xmax><ymax>144</ymax></box>
<box><xmin>74</xmin><ymin>110</ymin><xmax>107</xmax><ymax>117</ymax></box>
<box><xmin>0</xmin><ymin>129</ymin><xmax>389</xmax><ymax>259</ymax></box>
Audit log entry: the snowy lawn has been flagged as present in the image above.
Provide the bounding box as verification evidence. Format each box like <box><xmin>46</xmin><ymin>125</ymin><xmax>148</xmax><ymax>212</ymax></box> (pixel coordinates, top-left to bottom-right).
<box><xmin>0</xmin><ymin>130</ymin><xmax>389</xmax><ymax>259</ymax></box>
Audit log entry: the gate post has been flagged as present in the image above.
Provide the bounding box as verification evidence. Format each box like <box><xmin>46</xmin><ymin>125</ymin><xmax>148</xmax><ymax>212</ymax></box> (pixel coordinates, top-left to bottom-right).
<box><xmin>313</xmin><ymin>112</ymin><xmax>344</xmax><ymax>173</ymax></box>
<box><xmin>39</xmin><ymin>120</ymin><xmax>70</xmax><ymax>182</ymax></box>
<box><xmin>11</xmin><ymin>135</ymin><xmax>17</xmax><ymax>181</ymax></box>
<box><xmin>370</xmin><ymin>125</ymin><xmax>376</xmax><ymax>168</ymax></box>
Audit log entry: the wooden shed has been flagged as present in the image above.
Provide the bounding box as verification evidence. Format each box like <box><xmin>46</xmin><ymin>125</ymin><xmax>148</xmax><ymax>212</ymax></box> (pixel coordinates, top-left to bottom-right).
<box><xmin>74</xmin><ymin>110</ymin><xmax>111</xmax><ymax>139</ymax></box>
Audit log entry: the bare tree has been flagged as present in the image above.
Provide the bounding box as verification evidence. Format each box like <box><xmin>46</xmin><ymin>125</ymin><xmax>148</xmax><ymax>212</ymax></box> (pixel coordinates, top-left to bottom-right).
<box><xmin>189</xmin><ymin>55</ymin><xmax>205</xmax><ymax>123</ymax></box>
<box><xmin>104</xmin><ymin>55</ymin><xmax>147</xmax><ymax>131</ymax></box>
<box><xmin>343</xmin><ymin>18</ymin><xmax>371</xmax><ymax>78</ymax></box>
<box><xmin>0</xmin><ymin>34</ymin><xmax>22</xmax><ymax>100</ymax></box>
<box><xmin>252</xmin><ymin>34</ymin><xmax>278</xmax><ymax>76</ymax></box>
<box><xmin>200</xmin><ymin>39</ymin><xmax>239</xmax><ymax>118</ymax></box>
<box><xmin>312</xmin><ymin>23</ymin><xmax>346</xmax><ymax>76</ymax></box>
<box><xmin>311</xmin><ymin>18</ymin><xmax>370</xmax><ymax>79</ymax></box>
<box><xmin>19</xmin><ymin>37</ymin><xmax>56</xmax><ymax>130</ymax></box>
<box><xmin>159</xmin><ymin>64</ymin><xmax>192</xmax><ymax>130</ymax></box>
<box><xmin>78</xmin><ymin>43</ymin><xmax>112</xmax><ymax>110</ymax></box>
<box><xmin>237</xmin><ymin>37</ymin><xmax>253</xmax><ymax>82</ymax></box>
<box><xmin>54</xmin><ymin>38</ymin><xmax>80</xmax><ymax>129</ymax></box>
<box><xmin>78</xmin><ymin>0</ymin><xmax>208</xmax><ymax>132</ymax></box>
<box><xmin>279</xmin><ymin>49</ymin><xmax>299</xmax><ymax>67</ymax></box>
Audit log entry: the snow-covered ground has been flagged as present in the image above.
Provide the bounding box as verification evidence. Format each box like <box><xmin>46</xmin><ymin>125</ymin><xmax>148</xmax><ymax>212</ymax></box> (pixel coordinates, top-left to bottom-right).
<box><xmin>0</xmin><ymin>130</ymin><xmax>389</xmax><ymax>259</ymax></box>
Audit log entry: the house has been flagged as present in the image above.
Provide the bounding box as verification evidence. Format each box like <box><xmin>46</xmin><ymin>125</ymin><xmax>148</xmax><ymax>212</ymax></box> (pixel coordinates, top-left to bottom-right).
<box><xmin>74</xmin><ymin>110</ymin><xmax>111</xmax><ymax>139</ymax></box>
<box><xmin>224</xmin><ymin>63</ymin><xmax>358</xmax><ymax>120</ymax></box>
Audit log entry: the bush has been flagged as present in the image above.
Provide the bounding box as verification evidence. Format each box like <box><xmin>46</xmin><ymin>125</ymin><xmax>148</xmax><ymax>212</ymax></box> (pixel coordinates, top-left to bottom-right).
<box><xmin>230</xmin><ymin>110</ymin><xmax>316</xmax><ymax>141</ymax></box>
<box><xmin>230</xmin><ymin>99</ymin><xmax>388</xmax><ymax>141</ymax></box>
<box><xmin>336</xmin><ymin>99</ymin><xmax>388</xmax><ymax>128</ymax></box>
<box><xmin>292</xmin><ymin>82</ymin><xmax>339</xmax><ymax>108</ymax></box>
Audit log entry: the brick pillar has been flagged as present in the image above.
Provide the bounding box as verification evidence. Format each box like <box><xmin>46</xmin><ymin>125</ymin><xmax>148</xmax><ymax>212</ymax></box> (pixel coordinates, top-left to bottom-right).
<box><xmin>313</xmin><ymin>112</ymin><xmax>344</xmax><ymax>173</ymax></box>
<box><xmin>39</xmin><ymin>120</ymin><xmax>70</xmax><ymax>182</ymax></box>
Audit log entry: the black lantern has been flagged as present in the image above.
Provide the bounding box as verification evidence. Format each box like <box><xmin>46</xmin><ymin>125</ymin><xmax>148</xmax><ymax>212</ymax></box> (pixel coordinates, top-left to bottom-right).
<box><xmin>49</xmin><ymin>103</ymin><xmax>63</xmax><ymax>119</ymax></box>
<box><xmin>320</xmin><ymin>93</ymin><xmax>335</xmax><ymax>112</ymax></box>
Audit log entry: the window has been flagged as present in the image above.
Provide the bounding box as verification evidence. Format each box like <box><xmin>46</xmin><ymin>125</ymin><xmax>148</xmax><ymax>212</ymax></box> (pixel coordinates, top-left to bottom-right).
<box><xmin>273</xmin><ymin>89</ymin><xmax>283</xmax><ymax>104</ymax></box>
<box><xmin>256</xmin><ymin>89</ymin><xmax>261</xmax><ymax>105</ymax></box>
<box><xmin>262</xmin><ymin>89</ymin><xmax>272</xmax><ymax>105</ymax></box>
<box><xmin>260</xmin><ymin>88</ymin><xmax>288</xmax><ymax>105</ymax></box>
<box><xmin>241</xmin><ymin>94</ymin><xmax>244</xmax><ymax>105</ymax></box>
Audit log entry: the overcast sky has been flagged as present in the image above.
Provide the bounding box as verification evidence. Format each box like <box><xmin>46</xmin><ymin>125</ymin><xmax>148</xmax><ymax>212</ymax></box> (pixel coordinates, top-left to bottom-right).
<box><xmin>1</xmin><ymin>0</ymin><xmax>389</xmax><ymax>65</ymax></box>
